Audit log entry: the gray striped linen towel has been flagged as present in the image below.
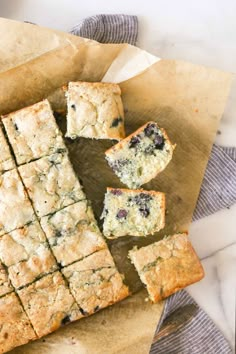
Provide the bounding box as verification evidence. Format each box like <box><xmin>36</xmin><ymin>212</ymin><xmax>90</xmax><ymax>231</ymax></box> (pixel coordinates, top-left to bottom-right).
<box><xmin>70</xmin><ymin>14</ymin><xmax>235</xmax><ymax>354</ymax></box>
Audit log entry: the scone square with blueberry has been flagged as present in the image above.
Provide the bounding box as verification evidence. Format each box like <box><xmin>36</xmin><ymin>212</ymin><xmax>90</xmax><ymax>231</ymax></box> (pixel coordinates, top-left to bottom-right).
<box><xmin>0</xmin><ymin>220</ymin><xmax>57</xmax><ymax>289</ymax></box>
<box><xmin>0</xmin><ymin>169</ymin><xmax>35</xmax><ymax>236</ymax></box>
<box><xmin>105</xmin><ymin>121</ymin><xmax>175</xmax><ymax>188</ymax></box>
<box><xmin>62</xmin><ymin>249</ymin><xmax>129</xmax><ymax>316</ymax></box>
<box><xmin>129</xmin><ymin>233</ymin><xmax>204</xmax><ymax>303</ymax></box>
<box><xmin>2</xmin><ymin>100</ymin><xmax>66</xmax><ymax>165</ymax></box>
<box><xmin>18</xmin><ymin>152</ymin><xmax>85</xmax><ymax>217</ymax></box>
<box><xmin>101</xmin><ymin>188</ymin><xmax>165</xmax><ymax>238</ymax></box>
<box><xmin>0</xmin><ymin>126</ymin><xmax>15</xmax><ymax>174</ymax></box>
<box><xmin>0</xmin><ymin>262</ymin><xmax>13</xmax><ymax>297</ymax></box>
<box><xmin>17</xmin><ymin>272</ymin><xmax>82</xmax><ymax>338</ymax></box>
<box><xmin>40</xmin><ymin>201</ymin><xmax>107</xmax><ymax>267</ymax></box>
<box><xmin>0</xmin><ymin>292</ymin><xmax>36</xmax><ymax>353</ymax></box>
<box><xmin>65</xmin><ymin>81</ymin><xmax>125</xmax><ymax>140</ymax></box>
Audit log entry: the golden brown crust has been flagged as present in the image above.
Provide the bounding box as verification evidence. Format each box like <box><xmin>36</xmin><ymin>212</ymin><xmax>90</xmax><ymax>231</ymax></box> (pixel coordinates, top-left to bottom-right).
<box><xmin>129</xmin><ymin>233</ymin><xmax>204</xmax><ymax>303</ymax></box>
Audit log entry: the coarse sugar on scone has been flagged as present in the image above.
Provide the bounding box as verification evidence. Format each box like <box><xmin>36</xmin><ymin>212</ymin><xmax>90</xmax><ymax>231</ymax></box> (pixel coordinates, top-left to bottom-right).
<box><xmin>101</xmin><ymin>187</ymin><xmax>165</xmax><ymax>238</ymax></box>
<box><xmin>0</xmin><ymin>126</ymin><xmax>15</xmax><ymax>174</ymax></box>
<box><xmin>62</xmin><ymin>249</ymin><xmax>129</xmax><ymax>316</ymax></box>
<box><xmin>40</xmin><ymin>201</ymin><xmax>107</xmax><ymax>267</ymax></box>
<box><xmin>18</xmin><ymin>152</ymin><xmax>85</xmax><ymax>217</ymax></box>
<box><xmin>17</xmin><ymin>271</ymin><xmax>82</xmax><ymax>338</ymax></box>
<box><xmin>2</xmin><ymin>100</ymin><xmax>66</xmax><ymax>165</ymax></box>
<box><xmin>0</xmin><ymin>220</ymin><xmax>57</xmax><ymax>289</ymax></box>
<box><xmin>0</xmin><ymin>292</ymin><xmax>36</xmax><ymax>354</ymax></box>
<box><xmin>105</xmin><ymin>121</ymin><xmax>175</xmax><ymax>188</ymax></box>
<box><xmin>0</xmin><ymin>169</ymin><xmax>35</xmax><ymax>236</ymax></box>
<box><xmin>65</xmin><ymin>81</ymin><xmax>125</xmax><ymax>140</ymax></box>
<box><xmin>129</xmin><ymin>233</ymin><xmax>204</xmax><ymax>303</ymax></box>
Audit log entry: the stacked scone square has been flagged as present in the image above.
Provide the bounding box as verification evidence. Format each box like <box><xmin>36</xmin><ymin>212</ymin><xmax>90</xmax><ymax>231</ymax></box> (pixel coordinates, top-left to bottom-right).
<box><xmin>0</xmin><ymin>99</ymin><xmax>129</xmax><ymax>353</ymax></box>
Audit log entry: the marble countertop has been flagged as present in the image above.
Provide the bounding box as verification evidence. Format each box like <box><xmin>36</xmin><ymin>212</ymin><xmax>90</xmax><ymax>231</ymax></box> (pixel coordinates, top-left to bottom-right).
<box><xmin>1</xmin><ymin>0</ymin><xmax>235</xmax><ymax>350</ymax></box>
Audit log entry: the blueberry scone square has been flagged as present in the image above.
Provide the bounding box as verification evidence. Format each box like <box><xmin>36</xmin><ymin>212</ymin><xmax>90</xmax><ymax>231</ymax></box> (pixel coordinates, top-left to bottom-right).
<box><xmin>0</xmin><ymin>126</ymin><xmax>15</xmax><ymax>174</ymax></box>
<box><xmin>105</xmin><ymin>121</ymin><xmax>175</xmax><ymax>188</ymax></box>
<box><xmin>0</xmin><ymin>292</ymin><xmax>36</xmax><ymax>354</ymax></box>
<box><xmin>17</xmin><ymin>272</ymin><xmax>81</xmax><ymax>338</ymax></box>
<box><xmin>65</xmin><ymin>81</ymin><xmax>125</xmax><ymax>140</ymax></box>
<box><xmin>101</xmin><ymin>188</ymin><xmax>165</xmax><ymax>238</ymax></box>
<box><xmin>0</xmin><ymin>221</ymin><xmax>57</xmax><ymax>289</ymax></box>
<box><xmin>0</xmin><ymin>169</ymin><xmax>35</xmax><ymax>236</ymax></box>
<box><xmin>62</xmin><ymin>249</ymin><xmax>129</xmax><ymax>316</ymax></box>
<box><xmin>2</xmin><ymin>100</ymin><xmax>66</xmax><ymax>165</ymax></box>
<box><xmin>18</xmin><ymin>152</ymin><xmax>85</xmax><ymax>217</ymax></box>
<box><xmin>129</xmin><ymin>233</ymin><xmax>204</xmax><ymax>303</ymax></box>
<box><xmin>0</xmin><ymin>262</ymin><xmax>13</xmax><ymax>297</ymax></box>
<box><xmin>40</xmin><ymin>201</ymin><xmax>107</xmax><ymax>267</ymax></box>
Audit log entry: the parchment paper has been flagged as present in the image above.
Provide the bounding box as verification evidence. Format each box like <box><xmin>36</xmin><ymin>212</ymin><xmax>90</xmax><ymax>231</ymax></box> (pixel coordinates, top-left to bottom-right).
<box><xmin>0</xmin><ymin>18</ymin><xmax>232</xmax><ymax>354</ymax></box>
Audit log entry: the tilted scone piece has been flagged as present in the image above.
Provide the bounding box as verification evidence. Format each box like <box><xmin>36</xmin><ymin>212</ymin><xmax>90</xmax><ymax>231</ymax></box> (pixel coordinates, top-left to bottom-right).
<box><xmin>0</xmin><ymin>221</ymin><xmax>57</xmax><ymax>289</ymax></box>
<box><xmin>0</xmin><ymin>262</ymin><xmax>13</xmax><ymax>297</ymax></box>
<box><xmin>0</xmin><ymin>126</ymin><xmax>15</xmax><ymax>174</ymax></box>
<box><xmin>0</xmin><ymin>292</ymin><xmax>36</xmax><ymax>354</ymax></box>
<box><xmin>40</xmin><ymin>201</ymin><xmax>107</xmax><ymax>267</ymax></box>
<box><xmin>101</xmin><ymin>188</ymin><xmax>165</xmax><ymax>238</ymax></box>
<box><xmin>17</xmin><ymin>272</ymin><xmax>81</xmax><ymax>338</ymax></box>
<box><xmin>65</xmin><ymin>81</ymin><xmax>125</xmax><ymax>140</ymax></box>
<box><xmin>18</xmin><ymin>152</ymin><xmax>85</xmax><ymax>217</ymax></box>
<box><xmin>105</xmin><ymin>121</ymin><xmax>175</xmax><ymax>188</ymax></box>
<box><xmin>2</xmin><ymin>100</ymin><xmax>66</xmax><ymax>165</ymax></box>
<box><xmin>129</xmin><ymin>233</ymin><xmax>204</xmax><ymax>303</ymax></box>
<box><xmin>0</xmin><ymin>169</ymin><xmax>35</xmax><ymax>236</ymax></box>
<box><xmin>62</xmin><ymin>249</ymin><xmax>129</xmax><ymax>316</ymax></box>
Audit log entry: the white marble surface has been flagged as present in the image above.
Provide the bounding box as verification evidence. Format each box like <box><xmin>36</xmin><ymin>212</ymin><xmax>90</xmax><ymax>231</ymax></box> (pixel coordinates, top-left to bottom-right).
<box><xmin>1</xmin><ymin>0</ymin><xmax>236</xmax><ymax>350</ymax></box>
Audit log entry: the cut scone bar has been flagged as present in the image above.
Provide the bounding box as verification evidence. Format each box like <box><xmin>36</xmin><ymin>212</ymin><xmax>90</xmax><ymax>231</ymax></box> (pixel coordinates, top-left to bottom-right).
<box><xmin>105</xmin><ymin>121</ymin><xmax>175</xmax><ymax>188</ymax></box>
<box><xmin>62</xmin><ymin>249</ymin><xmax>129</xmax><ymax>316</ymax></box>
<box><xmin>17</xmin><ymin>271</ymin><xmax>82</xmax><ymax>338</ymax></box>
<box><xmin>0</xmin><ymin>292</ymin><xmax>36</xmax><ymax>353</ymax></box>
<box><xmin>102</xmin><ymin>187</ymin><xmax>165</xmax><ymax>238</ymax></box>
<box><xmin>129</xmin><ymin>233</ymin><xmax>204</xmax><ymax>302</ymax></box>
<box><xmin>0</xmin><ymin>221</ymin><xmax>57</xmax><ymax>289</ymax></box>
<box><xmin>65</xmin><ymin>81</ymin><xmax>125</xmax><ymax>140</ymax></box>
<box><xmin>18</xmin><ymin>152</ymin><xmax>85</xmax><ymax>217</ymax></box>
<box><xmin>0</xmin><ymin>126</ymin><xmax>15</xmax><ymax>174</ymax></box>
<box><xmin>40</xmin><ymin>200</ymin><xmax>107</xmax><ymax>267</ymax></box>
<box><xmin>2</xmin><ymin>100</ymin><xmax>66</xmax><ymax>165</ymax></box>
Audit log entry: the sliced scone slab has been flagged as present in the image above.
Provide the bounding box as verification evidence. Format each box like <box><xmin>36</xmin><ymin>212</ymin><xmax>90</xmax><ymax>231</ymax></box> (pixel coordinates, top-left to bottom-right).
<box><xmin>18</xmin><ymin>152</ymin><xmax>85</xmax><ymax>217</ymax></box>
<box><xmin>65</xmin><ymin>81</ymin><xmax>125</xmax><ymax>140</ymax></box>
<box><xmin>105</xmin><ymin>121</ymin><xmax>175</xmax><ymax>188</ymax></box>
<box><xmin>0</xmin><ymin>126</ymin><xmax>15</xmax><ymax>174</ymax></box>
<box><xmin>102</xmin><ymin>188</ymin><xmax>165</xmax><ymax>238</ymax></box>
<box><xmin>62</xmin><ymin>249</ymin><xmax>129</xmax><ymax>316</ymax></box>
<box><xmin>2</xmin><ymin>100</ymin><xmax>66</xmax><ymax>165</ymax></box>
<box><xmin>0</xmin><ymin>292</ymin><xmax>36</xmax><ymax>354</ymax></box>
<box><xmin>0</xmin><ymin>169</ymin><xmax>35</xmax><ymax>236</ymax></box>
<box><xmin>0</xmin><ymin>221</ymin><xmax>57</xmax><ymax>289</ymax></box>
<box><xmin>0</xmin><ymin>262</ymin><xmax>13</xmax><ymax>297</ymax></box>
<box><xmin>129</xmin><ymin>233</ymin><xmax>204</xmax><ymax>303</ymax></box>
<box><xmin>17</xmin><ymin>271</ymin><xmax>82</xmax><ymax>338</ymax></box>
<box><xmin>40</xmin><ymin>201</ymin><xmax>107</xmax><ymax>267</ymax></box>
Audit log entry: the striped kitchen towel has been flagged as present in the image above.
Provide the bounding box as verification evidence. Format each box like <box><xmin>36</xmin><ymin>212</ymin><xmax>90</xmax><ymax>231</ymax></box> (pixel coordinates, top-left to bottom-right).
<box><xmin>71</xmin><ymin>14</ymin><xmax>235</xmax><ymax>354</ymax></box>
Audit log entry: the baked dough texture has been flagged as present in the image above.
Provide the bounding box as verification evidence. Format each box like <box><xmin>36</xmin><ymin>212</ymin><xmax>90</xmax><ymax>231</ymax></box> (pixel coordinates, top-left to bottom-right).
<box><xmin>62</xmin><ymin>249</ymin><xmax>129</xmax><ymax>315</ymax></box>
<box><xmin>102</xmin><ymin>187</ymin><xmax>165</xmax><ymax>238</ymax></box>
<box><xmin>0</xmin><ymin>126</ymin><xmax>15</xmax><ymax>174</ymax></box>
<box><xmin>0</xmin><ymin>169</ymin><xmax>35</xmax><ymax>236</ymax></box>
<box><xmin>0</xmin><ymin>221</ymin><xmax>57</xmax><ymax>289</ymax></box>
<box><xmin>65</xmin><ymin>81</ymin><xmax>125</xmax><ymax>140</ymax></box>
<box><xmin>40</xmin><ymin>201</ymin><xmax>107</xmax><ymax>267</ymax></box>
<box><xmin>0</xmin><ymin>262</ymin><xmax>13</xmax><ymax>297</ymax></box>
<box><xmin>129</xmin><ymin>233</ymin><xmax>204</xmax><ymax>302</ymax></box>
<box><xmin>18</xmin><ymin>152</ymin><xmax>85</xmax><ymax>217</ymax></box>
<box><xmin>105</xmin><ymin>121</ymin><xmax>175</xmax><ymax>188</ymax></box>
<box><xmin>0</xmin><ymin>292</ymin><xmax>36</xmax><ymax>353</ymax></box>
<box><xmin>3</xmin><ymin>100</ymin><xmax>66</xmax><ymax>165</ymax></box>
<box><xmin>17</xmin><ymin>271</ymin><xmax>82</xmax><ymax>338</ymax></box>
